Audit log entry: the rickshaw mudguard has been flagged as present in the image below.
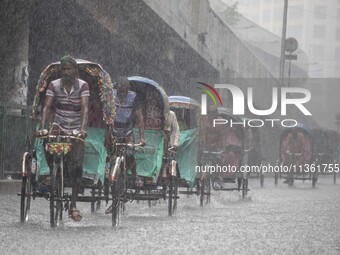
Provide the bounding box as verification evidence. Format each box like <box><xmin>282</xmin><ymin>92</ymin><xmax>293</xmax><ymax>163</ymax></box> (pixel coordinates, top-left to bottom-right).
<box><xmin>35</xmin><ymin>128</ymin><xmax>107</xmax><ymax>186</ymax></box>
<box><xmin>133</xmin><ymin>129</ymin><xmax>164</xmax><ymax>178</ymax></box>
<box><xmin>176</xmin><ymin>128</ymin><xmax>199</xmax><ymax>187</ymax></box>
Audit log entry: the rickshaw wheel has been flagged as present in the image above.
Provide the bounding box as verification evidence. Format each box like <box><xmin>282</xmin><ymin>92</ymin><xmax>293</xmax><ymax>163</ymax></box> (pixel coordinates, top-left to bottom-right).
<box><xmin>50</xmin><ymin>162</ymin><xmax>63</xmax><ymax>228</ymax></box>
<box><xmin>147</xmin><ymin>190</ymin><xmax>152</xmax><ymax>208</ymax></box>
<box><xmin>91</xmin><ymin>187</ymin><xmax>96</xmax><ymax>212</ymax></box>
<box><xmin>91</xmin><ymin>183</ymin><xmax>102</xmax><ymax>213</ymax></box>
<box><xmin>334</xmin><ymin>171</ymin><xmax>337</xmax><ymax>185</ymax></box>
<box><xmin>274</xmin><ymin>172</ymin><xmax>279</xmax><ymax>186</ymax></box>
<box><xmin>111</xmin><ymin>163</ymin><xmax>125</xmax><ymax>227</ymax></box>
<box><xmin>333</xmin><ymin>161</ymin><xmax>337</xmax><ymax>185</ymax></box>
<box><xmin>168</xmin><ymin>176</ymin><xmax>178</xmax><ymax>216</ymax></box>
<box><xmin>206</xmin><ymin>177</ymin><xmax>211</xmax><ymax>204</ymax></box>
<box><xmin>242</xmin><ymin>178</ymin><xmax>248</xmax><ymax>199</ymax></box>
<box><xmin>200</xmin><ymin>175</ymin><xmax>211</xmax><ymax>207</ymax></box>
<box><xmin>103</xmin><ymin>179</ymin><xmax>110</xmax><ymax>205</ymax></box>
<box><xmin>287</xmin><ymin>169</ymin><xmax>294</xmax><ymax>187</ymax></box>
<box><xmin>312</xmin><ymin>172</ymin><xmax>317</xmax><ymax>188</ymax></box>
<box><xmin>260</xmin><ymin>167</ymin><xmax>264</xmax><ymax>187</ymax></box>
<box><xmin>111</xmin><ymin>181</ymin><xmax>120</xmax><ymax>227</ymax></box>
<box><xmin>20</xmin><ymin>153</ymin><xmax>32</xmax><ymax>223</ymax></box>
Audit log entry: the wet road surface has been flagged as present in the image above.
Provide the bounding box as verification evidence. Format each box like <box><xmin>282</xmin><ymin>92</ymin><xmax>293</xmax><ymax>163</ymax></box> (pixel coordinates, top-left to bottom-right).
<box><xmin>1</xmin><ymin>176</ymin><xmax>339</xmax><ymax>255</ymax></box>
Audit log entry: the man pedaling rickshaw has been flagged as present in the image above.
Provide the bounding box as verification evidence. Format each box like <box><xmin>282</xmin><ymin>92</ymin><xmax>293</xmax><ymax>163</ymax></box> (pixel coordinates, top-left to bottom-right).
<box><xmin>158</xmin><ymin>110</ymin><xmax>181</xmax><ymax>182</ymax></box>
<box><xmin>36</xmin><ymin>55</ymin><xmax>89</xmax><ymax>222</ymax></box>
<box><xmin>105</xmin><ymin>76</ymin><xmax>145</xmax><ymax>214</ymax></box>
<box><xmin>220</xmin><ymin>125</ymin><xmax>243</xmax><ymax>187</ymax></box>
<box><xmin>199</xmin><ymin>105</ymin><xmax>226</xmax><ymax>188</ymax></box>
<box><xmin>284</xmin><ymin>127</ymin><xmax>308</xmax><ymax>166</ymax></box>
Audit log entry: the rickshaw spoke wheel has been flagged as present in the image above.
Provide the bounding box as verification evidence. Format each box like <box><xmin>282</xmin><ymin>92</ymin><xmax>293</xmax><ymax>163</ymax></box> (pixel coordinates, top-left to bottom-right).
<box><xmin>288</xmin><ymin>171</ymin><xmax>294</xmax><ymax>187</ymax></box>
<box><xmin>147</xmin><ymin>190</ymin><xmax>152</xmax><ymax>208</ymax></box>
<box><xmin>200</xmin><ymin>175</ymin><xmax>210</xmax><ymax>207</ymax></box>
<box><xmin>199</xmin><ymin>179</ymin><xmax>204</xmax><ymax>207</ymax></box>
<box><xmin>91</xmin><ymin>187</ymin><xmax>96</xmax><ymax>213</ymax></box>
<box><xmin>274</xmin><ymin>172</ymin><xmax>279</xmax><ymax>186</ymax></box>
<box><xmin>111</xmin><ymin>162</ymin><xmax>125</xmax><ymax>227</ymax></box>
<box><xmin>168</xmin><ymin>177</ymin><xmax>173</xmax><ymax>216</ymax></box>
<box><xmin>312</xmin><ymin>172</ymin><xmax>318</xmax><ymax>188</ymax></box>
<box><xmin>242</xmin><ymin>178</ymin><xmax>248</xmax><ymax>199</ymax></box>
<box><xmin>260</xmin><ymin>168</ymin><xmax>264</xmax><ymax>187</ymax></box>
<box><xmin>97</xmin><ymin>186</ymin><xmax>102</xmax><ymax>211</ymax></box>
<box><xmin>20</xmin><ymin>157</ymin><xmax>32</xmax><ymax>224</ymax></box>
<box><xmin>50</xmin><ymin>161</ymin><xmax>63</xmax><ymax>228</ymax></box>
<box><xmin>334</xmin><ymin>171</ymin><xmax>337</xmax><ymax>185</ymax></box>
<box><xmin>168</xmin><ymin>176</ymin><xmax>177</xmax><ymax>216</ymax></box>
<box><xmin>91</xmin><ymin>185</ymin><xmax>102</xmax><ymax>213</ymax></box>
<box><xmin>206</xmin><ymin>176</ymin><xmax>211</xmax><ymax>204</ymax></box>
<box><xmin>173</xmin><ymin>178</ymin><xmax>178</xmax><ymax>213</ymax></box>
<box><xmin>111</xmin><ymin>181</ymin><xmax>121</xmax><ymax>227</ymax></box>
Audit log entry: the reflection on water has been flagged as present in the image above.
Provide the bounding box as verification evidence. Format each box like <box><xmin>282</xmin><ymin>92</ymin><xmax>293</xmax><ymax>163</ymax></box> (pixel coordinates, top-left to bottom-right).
<box><xmin>1</xmin><ymin>177</ymin><xmax>339</xmax><ymax>254</ymax></box>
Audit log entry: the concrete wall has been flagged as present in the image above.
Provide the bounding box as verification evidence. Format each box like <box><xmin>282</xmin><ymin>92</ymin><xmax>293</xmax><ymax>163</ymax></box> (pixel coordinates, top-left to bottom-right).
<box><xmin>0</xmin><ymin>0</ymin><xmax>30</xmax><ymax>105</ymax></box>
<box><xmin>27</xmin><ymin>0</ymin><xmax>219</xmax><ymax>105</ymax></box>
<box><xmin>143</xmin><ymin>0</ymin><xmax>276</xmax><ymax>80</ymax></box>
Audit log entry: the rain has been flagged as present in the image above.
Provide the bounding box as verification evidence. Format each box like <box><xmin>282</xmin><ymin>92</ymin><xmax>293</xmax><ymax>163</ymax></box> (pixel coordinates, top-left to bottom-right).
<box><xmin>1</xmin><ymin>0</ymin><xmax>340</xmax><ymax>254</ymax></box>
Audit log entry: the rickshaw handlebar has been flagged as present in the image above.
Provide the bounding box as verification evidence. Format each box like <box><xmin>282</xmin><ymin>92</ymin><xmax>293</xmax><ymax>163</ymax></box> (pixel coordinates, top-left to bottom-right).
<box><xmin>115</xmin><ymin>142</ymin><xmax>145</xmax><ymax>148</ymax></box>
<box><xmin>203</xmin><ymin>150</ymin><xmax>224</xmax><ymax>155</ymax></box>
<box><xmin>37</xmin><ymin>134</ymin><xmax>85</xmax><ymax>143</ymax></box>
<box><xmin>286</xmin><ymin>151</ymin><xmax>303</xmax><ymax>156</ymax></box>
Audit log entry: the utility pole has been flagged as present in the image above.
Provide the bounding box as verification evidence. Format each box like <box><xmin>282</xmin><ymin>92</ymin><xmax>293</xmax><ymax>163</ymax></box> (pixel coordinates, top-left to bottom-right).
<box><xmin>279</xmin><ymin>0</ymin><xmax>289</xmax><ymax>87</ymax></box>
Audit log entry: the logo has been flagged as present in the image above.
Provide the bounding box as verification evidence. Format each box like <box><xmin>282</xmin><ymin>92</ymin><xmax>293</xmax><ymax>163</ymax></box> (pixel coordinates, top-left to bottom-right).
<box><xmin>197</xmin><ymin>83</ymin><xmax>312</xmax><ymax>128</ymax></box>
<box><xmin>199</xmin><ymin>83</ymin><xmax>311</xmax><ymax>116</ymax></box>
<box><xmin>196</xmin><ymin>82</ymin><xmax>223</xmax><ymax>115</ymax></box>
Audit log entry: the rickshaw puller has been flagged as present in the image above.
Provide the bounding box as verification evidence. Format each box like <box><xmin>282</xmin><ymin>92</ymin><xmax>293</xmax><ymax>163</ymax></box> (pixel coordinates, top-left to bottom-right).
<box><xmin>199</xmin><ymin>105</ymin><xmax>226</xmax><ymax>188</ymax></box>
<box><xmin>37</xmin><ymin>55</ymin><xmax>89</xmax><ymax>222</ymax></box>
<box><xmin>158</xmin><ymin>110</ymin><xmax>180</xmax><ymax>182</ymax></box>
<box><xmin>105</xmin><ymin>77</ymin><xmax>145</xmax><ymax>214</ymax></box>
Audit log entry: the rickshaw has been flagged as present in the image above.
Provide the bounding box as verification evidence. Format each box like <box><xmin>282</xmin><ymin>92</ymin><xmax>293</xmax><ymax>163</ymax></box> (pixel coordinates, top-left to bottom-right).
<box><xmin>20</xmin><ymin>59</ymin><xmax>116</xmax><ymax>227</ymax></box>
<box><xmin>200</xmin><ymin>107</ymin><xmax>248</xmax><ymax>199</ymax></box>
<box><xmin>326</xmin><ymin>129</ymin><xmax>339</xmax><ymax>184</ymax></box>
<box><xmin>312</xmin><ymin>128</ymin><xmax>338</xmax><ymax>184</ymax></box>
<box><xmin>108</xmin><ymin>76</ymin><xmax>177</xmax><ymax>226</ymax></box>
<box><xmin>241</xmin><ymin>118</ymin><xmax>264</xmax><ymax>187</ymax></box>
<box><xmin>312</xmin><ymin>128</ymin><xmax>331</xmax><ymax>164</ymax></box>
<box><xmin>168</xmin><ymin>96</ymin><xmax>210</xmax><ymax>207</ymax></box>
<box><xmin>275</xmin><ymin>125</ymin><xmax>316</xmax><ymax>187</ymax></box>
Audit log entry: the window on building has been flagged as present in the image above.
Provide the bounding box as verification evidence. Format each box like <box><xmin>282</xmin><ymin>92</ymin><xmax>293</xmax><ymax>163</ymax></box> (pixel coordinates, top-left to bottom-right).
<box><xmin>314</xmin><ymin>6</ymin><xmax>327</xmax><ymax>19</ymax></box>
<box><xmin>335</xmin><ymin>47</ymin><xmax>340</xmax><ymax>60</ymax></box>
<box><xmin>312</xmin><ymin>44</ymin><xmax>325</xmax><ymax>60</ymax></box>
<box><xmin>337</xmin><ymin>28</ymin><xmax>340</xmax><ymax>41</ymax></box>
<box><xmin>288</xmin><ymin>26</ymin><xmax>302</xmax><ymax>39</ymax></box>
<box><xmin>313</xmin><ymin>25</ymin><xmax>326</xmax><ymax>39</ymax></box>
<box><xmin>289</xmin><ymin>6</ymin><xmax>303</xmax><ymax>20</ymax></box>
<box><xmin>262</xmin><ymin>10</ymin><xmax>271</xmax><ymax>23</ymax></box>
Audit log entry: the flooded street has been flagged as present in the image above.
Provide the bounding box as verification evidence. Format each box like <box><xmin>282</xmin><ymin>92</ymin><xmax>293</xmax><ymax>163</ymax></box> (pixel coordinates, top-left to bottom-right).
<box><xmin>1</xmin><ymin>176</ymin><xmax>339</xmax><ymax>255</ymax></box>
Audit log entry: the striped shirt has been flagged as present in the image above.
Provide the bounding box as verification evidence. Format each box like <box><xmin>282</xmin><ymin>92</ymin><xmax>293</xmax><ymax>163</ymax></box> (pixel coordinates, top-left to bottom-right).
<box><xmin>46</xmin><ymin>78</ymin><xmax>90</xmax><ymax>131</ymax></box>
